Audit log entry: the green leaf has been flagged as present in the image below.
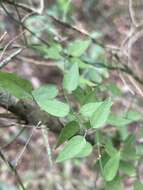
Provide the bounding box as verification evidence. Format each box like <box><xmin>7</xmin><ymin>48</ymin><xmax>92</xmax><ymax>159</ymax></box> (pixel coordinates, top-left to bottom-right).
<box><xmin>103</xmin><ymin>152</ymin><xmax>120</xmax><ymax>181</ymax></box>
<box><xmin>105</xmin><ymin>139</ymin><xmax>118</xmax><ymax>157</ymax></box>
<box><xmin>80</xmin><ymin>102</ymin><xmax>102</xmax><ymax>118</ymax></box>
<box><xmin>0</xmin><ymin>71</ymin><xmax>33</xmax><ymax>99</ymax></box>
<box><xmin>63</xmin><ymin>63</ymin><xmax>79</xmax><ymax>93</ymax></box>
<box><xmin>87</xmin><ymin>68</ymin><xmax>102</xmax><ymax>83</ymax></box>
<box><xmin>67</xmin><ymin>39</ymin><xmax>91</xmax><ymax>57</ymax></box>
<box><xmin>70</xmin><ymin>57</ymin><xmax>88</xmax><ymax>69</ymax></box>
<box><xmin>56</xmin><ymin>121</ymin><xmax>79</xmax><ymax>147</ymax></box>
<box><xmin>106</xmin><ymin>83</ymin><xmax>122</xmax><ymax>96</ymax></box>
<box><xmin>76</xmin><ymin>141</ymin><xmax>93</xmax><ymax>158</ymax></box>
<box><xmin>125</xmin><ymin>111</ymin><xmax>141</xmax><ymax>121</ymax></box>
<box><xmin>120</xmin><ymin>161</ymin><xmax>136</xmax><ymax>176</ymax></box>
<box><xmin>134</xmin><ymin>181</ymin><xmax>143</xmax><ymax>190</ymax></box>
<box><xmin>32</xmin><ymin>43</ymin><xmax>62</xmax><ymax>60</ymax></box>
<box><xmin>45</xmin><ymin>46</ymin><xmax>62</xmax><ymax>60</ymax></box>
<box><xmin>35</xmin><ymin>99</ymin><xmax>70</xmax><ymax>117</ymax></box>
<box><xmin>105</xmin><ymin>177</ymin><xmax>123</xmax><ymax>190</ymax></box>
<box><xmin>32</xmin><ymin>85</ymin><xmax>58</xmax><ymax>102</ymax></box>
<box><xmin>107</xmin><ymin>114</ymin><xmax>131</xmax><ymax>126</ymax></box>
<box><xmin>121</xmin><ymin>135</ymin><xmax>138</xmax><ymax>161</ymax></box>
<box><xmin>90</xmin><ymin>98</ymin><xmax>112</xmax><ymax>128</ymax></box>
<box><xmin>56</xmin><ymin>135</ymin><xmax>86</xmax><ymax>162</ymax></box>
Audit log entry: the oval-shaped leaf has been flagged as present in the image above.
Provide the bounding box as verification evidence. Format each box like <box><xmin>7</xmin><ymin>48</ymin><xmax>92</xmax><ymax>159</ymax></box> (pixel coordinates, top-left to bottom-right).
<box><xmin>0</xmin><ymin>71</ymin><xmax>33</xmax><ymax>99</ymax></box>
<box><xmin>32</xmin><ymin>84</ymin><xmax>58</xmax><ymax>101</ymax></box>
<box><xmin>80</xmin><ymin>102</ymin><xmax>102</xmax><ymax>117</ymax></box>
<box><xmin>56</xmin><ymin>135</ymin><xmax>86</xmax><ymax>163</ymax></box>
<box><xmin>120</xmin><ymin>161</ymin><xmax>136</xmax><ymax>176</ymax></box>
<box><xmin>76</xmin><ymin>141</ymin><xmax>93</xmax><ymax>158</ymax></box>
<box><xmin>107</xmin><ymin>114</ymin><xmax>131</xmax><ymax>126</ymax></box>
<box><xmin>67</xmin><ymin>39</ymin><xmax>91</xmax><ymax>57</ymax></box>
<box><xmin>35</xmin><ymin>99</ymin><xmax>70</xmax><ymax>117</ymax></box>
<box><xmin>105</xmin><ymin>177</ymin><xmax>123</xmax><ymax>190</ymax></box>
<box><xmin>103</xmin><ymin>152</ymin><xmax>120</xmax><ymax>181</ymax></box>
<box><xmin>63</xmin><ymin>63</ymin><xmax>79</xmax><ymax>93</ymax></box>
<box><xmin>90</xmin><ymin>98</ymin><xmax>112</xmax><ymax>128</ymax></box>
<box><xmin>56</xmin><ymin>121</ymin><xmax>79</xmax><ymax>147</ymax></box>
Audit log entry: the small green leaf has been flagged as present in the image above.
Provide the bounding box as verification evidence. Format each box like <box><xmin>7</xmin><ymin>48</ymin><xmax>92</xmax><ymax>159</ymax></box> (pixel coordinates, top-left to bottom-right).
<box><xmin>76</xmin><ymin>141</ymin><xmax>93</xmax><ymax>158</ymax></box>
<box><xmin>35</xmin><ymin>99</ymin><xmax>70</xmax><ymax>117</ymax></box>
<box><xmin>0</xmin><ymin>71</ymin><xmax>33</xmax><ymax>99</ymax></box>
<box><xmin>105</xmin><ymin>177</ymin><xmax>123</xmax><ymax>190</ymax></box>
<box><xmin>105</xmin><ymin>139</ymin><xmax>118</xmax><ymax>157</ymax></box>
<box><xmin>56</xmin><ymin>135</ymin><xmax>86</xmax><ymax>162</ymax></box>
<box><xmin>103</xmin><ymin>152</ymin><xmax>120</xmax><ymax>181</ymax></box>
<box><xmin>87</xmin><ymin>68</ymin><xmax>102</xmax><ymax>83</ymax></box>
<box><xmin>125</xmin><ymin>110</ymin><xmax>141</xmax><ymax>121</ymax></box>
<box><xmin>67</xmin><ymin>39</ymin><xmax>91</xmax><ymax>57</ymax></box>
<box><xmin>120</xmin><ymin>161</ymin><xmax>136</xmax><ymax>176</ymax></box>
<box><xmin>121</xmin><ymin>135</ymin><xmax>138</xmax><ymax>161</ymax></box>
<box><xmin>56</xmin><ymin>121</ymin><xmax>79</xmax><ymax>147</ymax></box>
<box><xmin>90</xmin><ymin>98</ymin><xmax>112</xmax><ymax>128</ymax></box>
<box><xmin>32</xmin><ymin>85</ymin><xmax>58</xmax><ymax>101</ymax></box>
<box><xmin>106</xmin><ymin>83</ymin><xmax>122</xmax><ymax>96</ymax></box>
<box><xmin>80</xmin><ymin>102</ymin><xmax>102</xmax><ymax>118</ymax></box>
<box><xmin>45</xmin><ymin>46</ymin><xmax>62</xmax><ymax>60</ymax></box>
<box><xmin>63</xmin><ymin>63</ymin><xmax>79</xmax><ymax>93</ymax></box>
<box><xmin>107</xmin><ymin>114</ymin><xmax>131</xmax><ymax>126</ymax></box>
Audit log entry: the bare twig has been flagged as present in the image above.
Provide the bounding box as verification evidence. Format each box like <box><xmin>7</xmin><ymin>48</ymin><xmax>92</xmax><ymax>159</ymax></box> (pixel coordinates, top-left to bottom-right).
<box><xmin>0</xmin><ymin>48</ymin><xmax>23</xmax><ymax>69</ymax></box>
<box><xmin>41</xmin><ymin>126</ymin><xmax>53</xmax><ymax>168</ymax></box>
<box><xmin>0</xmin><ymin>31</ymin><xmax>7</xmax><ymax>43</ymax></box>
<box><xmin>14</xmin><ymin>121</ymin><xmax>41</xmax><ymax>167</ymax></box>
<box><xmin>0</xmin><ymin>149</ymin><xmax>26</xmax><ymax>190</ymax></box>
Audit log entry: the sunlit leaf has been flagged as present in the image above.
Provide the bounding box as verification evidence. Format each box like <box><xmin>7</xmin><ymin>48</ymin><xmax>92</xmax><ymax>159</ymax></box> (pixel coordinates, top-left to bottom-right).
<box><xmin>56</xmin><ymin>135</ymin><xmax>86</xmax><ymax>162</ymax></box>
<box><xmin>34</xmin><ymin>99</ymin><xmax>70</xmax><ymax>117</ymax></box>
<box><xmin>80</xmin><ymin>102</ymin><xmax>102</xmax><ymax>117</ymax></box>
<box><xmin>90</xmin><ymin>98</ymin><xmax>112</xmax><ymax>128</ymax></box>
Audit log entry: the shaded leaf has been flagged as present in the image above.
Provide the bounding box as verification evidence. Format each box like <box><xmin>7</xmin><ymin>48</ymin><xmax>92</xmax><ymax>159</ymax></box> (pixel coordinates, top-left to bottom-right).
<box><xmin>56</xmin><ymin>121</ymin><xmax>79</xmax><ymax>147</ymax></box>
<box><xmin>32</xmin><ymin>84</ymin><xmax>58</xmax><ymax>101</ymax></box>
<box><xmin>120</xmin><ymin>161</ymin><xmax>136</xmax><ymax>176</ymax></box>
<box><xmin>0</xmin><ymin>71</ymin><xmax>33</xmax><ymax>99</ymax></box>
<box><xmin>105</xmin><ymin>177</ymin><xmax>123</xmax><ymax>190</ymax></box>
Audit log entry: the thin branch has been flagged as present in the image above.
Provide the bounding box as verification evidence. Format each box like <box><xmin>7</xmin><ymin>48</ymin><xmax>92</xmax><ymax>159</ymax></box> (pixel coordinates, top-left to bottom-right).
<box><xmin>14</xmin><ymin>121</ymin><xmax>41</xmax><ymax>167</ymax></box>
<box><xmin>0</xmin><ymin>2</ymin><xmax>50</xmax><ymax>47</ymax></box>
<box><xmin>41</xmin><ymin>126</ymin><xmax>53</xmax><ymax>168</ymax></box>
<box><xmin>3</xmin><ymin>0</ymin><xmax>143</xmax><ymax>86</ymax></box>
<box><xmin>1</xmin><ymin>127</ymin><xmax>26</xmax><ymax>149</ymax></box>
<box><xmin>0</xmin><ymin>31</ymin><xmax>7</xmax><ymax>42</ymax></box>
<box><xmin>0</xmin><ymin>149</ymin><xmax>26</xmax><ymax>190</ymax></box>
<box><xmin>0</xmin><ymin>48</ymin><xmax>23</xmax><ymax>69</ymax></box>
